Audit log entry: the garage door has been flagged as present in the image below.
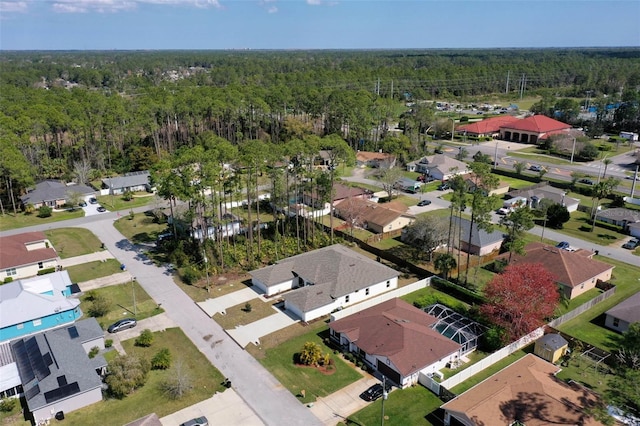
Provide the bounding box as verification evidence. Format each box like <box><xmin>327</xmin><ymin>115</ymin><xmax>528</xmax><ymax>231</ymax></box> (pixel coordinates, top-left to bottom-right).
<box><xmin>376</xmin><ymin>359</ymin><xmax>401</xmax><ymax>385</ymax></box>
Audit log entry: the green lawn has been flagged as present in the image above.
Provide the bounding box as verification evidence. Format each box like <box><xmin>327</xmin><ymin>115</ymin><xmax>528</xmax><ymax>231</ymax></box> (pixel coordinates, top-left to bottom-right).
<box><xmin>80</xmin><ymin>282</ymin><xmax>164</xmax><ymax>330</ymax></box>
<box><xmin>66</xmin><ymin>259</ymin><xmax>123</xmax><ymax>282</ymax></box>
<box><xmin>96</xmin><ymin>192</ymin><xmax>154</xmax><ymax>212</ymax></box>
<box><xmin>555</xmin><ymin>287</ymin><xmax>603</xmax><ymax>317</ymax></box>
<box><xmin>555</xmin><ymin>355</ymin><xmax>614</xmax><ymax>396</ymax></box>
<box><xmin>258</xmin><ymin>326</ymin><xmax>363</xmax><ymax>404</ymax></box>
<box><xmin>400</xmin><ymin>286</ymin><xmax>471</xmax><ymax>313</ymax></box>
<box><xmin>0</xmin><ymin>209</ymin><xmax>84</xmax><ymax>232</ymax></box>
<box><xmin>213</xmin><ymin>298</ymin><xmax>277</xmax><ymax>329</ymax></box>
<box><xmin>63</xmin><ymin>328</ymin><xmax>226</xmax><ymax>426</ymax></box>
<box><xmin>494</xmin><ymin>175</ymin><xmax>539</xmax><ymax>190</ymax></box>
<box><xmin>43</xmin><ymin>227</ymin><xmax>104</xmax><ymax>258</ymax></box>
<box><xmin>347</xmin><ymin>384</ymin><xmax>444</xmax><ymax>426</ymax></box>
<box><xmin>556</xmin><ymin>258</ymin><xmax>640</xmax><ymax>351</ymax></box>
<box><xmin>113</xmin><ymin>212</ymin><xmax>169</xmax><ymax>243</ymax></box>
<box><xmin>552</xmin><ymin>210</ymin><xmax>623</xmax><ymax>245</ymax></box>
<box><xmin>449</xmin><ymin>345</ymin><xmax>534</xmax><ymax>394</ymax></box>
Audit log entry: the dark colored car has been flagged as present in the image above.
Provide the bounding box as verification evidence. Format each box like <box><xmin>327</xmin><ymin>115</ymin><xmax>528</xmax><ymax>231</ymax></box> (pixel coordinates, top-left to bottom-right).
<box><xmin>107</xmin><ymin>318</ymin><xmax>137</xmax><ymax>333</ymax></box>
<box><xmin>180</xmin><ymin>417</ymin><xmax>209</xmax><ymax>426</ymax></box>
<box><xmin>529</xmin><ymin>164</ymin><xmax>542</xmax><ymax>172</ymax></box>
<box><xmin>89</xmin><ymin>197</ymin><xmax>98</xmax><ymax>204</ymax></box>
<box><xmin>556</xmin><ymin>241</ymin><xmax>570</xmax><ymax>250</ymax></box>
<box><xmin>96</xmin><ymin>206</ymin><xmax>107</xmax><ymax>212</ymax></box>
<box><xmin>360</xmin><ymin>384</ymin><xmax>385</xmax><ymax>402</ymax></box>
<box><xmin>579</xmin><ymin>178</ymin><xmax>594</xmax><ymax>185</ymax></box>
<box><xmin>434</xmin><ymin>148</ymin><xmax>444</xmax><ymax>154</ymax></box>
<box><xmin>622</xmin><ymin>239</ymin><xmax>640</xmax><ymax>250</ymax></box>
<box><xmin>437</xmin><ymin>183</ymin><xmax>450</xmax><ymax>191</ymax></box>
<box><xmin>417</xmin><ymin>199</ymin><xmax>432</xmax><ymax>207</ymax></box>
<box><xmin>79</xmin><ymin>201</ymin><xmax>87</xmax><ymax>207</ymax></box>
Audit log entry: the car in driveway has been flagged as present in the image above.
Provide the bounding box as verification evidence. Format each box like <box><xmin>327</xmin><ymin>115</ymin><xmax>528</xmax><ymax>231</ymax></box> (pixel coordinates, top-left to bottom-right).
<box><xmin>89</xmin><ymin>197</ymin><xmax>98</xmax><ymax>204</ymax></box>
<box><xmin>180</xmin><ymin>417</ymin><xmax>209</xmax><ymax>426</ymax></box>
<box><xmin>96</xmin><ymin>206</ymin><xmax>107</xmax><ymax>212</ymax></box>
<box><xmin>622</xmin><ymin>239</ymin><xmax>640</xmax><ymax>249</ymax></box>
<box><xmin>529</xmin><ymin>164</ymin><xmax>542</xmax><ymax>172</ymax></box>
<box><xmin>556</xmin><ymin>241</ymin><xmax>570</xmax><ymax>250</ymax></box>
<box><xmin>417</xmin><ymin>199</ymin><xmax>432</xmax><ymax>207</ymax></box>
<box><xmin>360</xmin><ymin>383</ymin><xmax>388</xmax><ymax>402</ymax></box>
<box><xmin>497</xmin><ymin>207</ymin><xmax>512</xmax><ymax>215</ymax></box>
<box><xmin>437</xmin><ymin>183</ymin><xmax>450</xmax><ymax>191</ymax></box>
<box><xmin>107</xmin><ymin>318</ymin><xmax>137</xmax><ymax>333</ymax></box>
<box><xmin>79</xmin><ymin>200</ymin><xmax>87</xmax><ymax>207</ymax></box>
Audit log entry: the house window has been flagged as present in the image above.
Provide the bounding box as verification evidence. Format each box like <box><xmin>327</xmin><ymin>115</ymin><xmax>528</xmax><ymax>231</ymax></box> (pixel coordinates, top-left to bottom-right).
<box><xmin>580</xmin><ymin>283</ymin><xmax>585</xmax><ymax>289</ymax></box>
<box><xmin>386</xmin><ymin>280</ymin><xmax>391</xmax><ymax>288</ymax></box>
<box><xmin>365</xmin><ymin>288</ymin><xmax>370</xmax><ymax>296</ymax></box>
<box><xmin>38</xmin><ymin>262</ymin><xmax>43</xmax><ymax>269</ymax></box>
<box><xmin>5</xmin><ymin>268</ymin><xmax>16</xmax><ymax>277</ymax></box>
<box><xmin>613</xmin><ymin>318</ymin><xmax>620</xmax><ymax>327</ymax></box>
<box><xmin>33</xmin><ymin>319</ymin><xmax>42</xmax><ymax>327</ymax></box>
<box><xmin>16</xmin><ymin>323</ymin><xmax>24</xmax><ymax>330</ymax></box>
<box><xmin>345</xmin><ymin>295</ymin><xmax>350</xmax><ymax>303</ymax></box>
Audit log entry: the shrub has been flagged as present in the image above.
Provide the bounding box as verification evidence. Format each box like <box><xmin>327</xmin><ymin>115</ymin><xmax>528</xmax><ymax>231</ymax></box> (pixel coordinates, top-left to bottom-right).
<box><xmin>135</xmin><ymin>329</ymin><xmax>154</xmax><ymax>347</ymax></box>
<box><xmin>37</xmin><ymin>267</ymin><xmax>56</xmax><ymax>276</ymax></box>
<box><xmin>243</xmin><ymin>302</ymin><xmax>253</xmax><ymax>313</ymax></box>
<box><xmin>3</xmin><ymin>277</ymin><xmax>13</xmax><ymax>284</ymax></box>
<box><xmin>38</xmin><ymin>205</ymin><xmax>52</xmax><ymax>218</ymax></box>
<box><xmin>151</xmin><ymin>348</ymin><xmax>172</xmax><ymax>370</ymax></box>
<box><xmin>0</xmin><ymin>397</ymin><xmax>17</xmax><ymax>412</ymax></box>
<box><xmin>88</xmin><ymin>294</ymin><xmax>111</xmax><ymax>317</ymax></box>
<box><xmin>105</xmin><ymin>339</ymin><xmax>113</xmax><ymax>348</ymax></box>
<box><xmin>413</xmin><ymin>293</ymin><xmax>438</xmax><ymax>309</ymax></box>
<box><xmin>180</xmin><ymin>266</ymin><xmax>200</xmax><ymax>286</ymax></box>
<box><xmin>88</xmin><ymin>346</ymin><xmax>100</xmax><ymax>359</ymax></box>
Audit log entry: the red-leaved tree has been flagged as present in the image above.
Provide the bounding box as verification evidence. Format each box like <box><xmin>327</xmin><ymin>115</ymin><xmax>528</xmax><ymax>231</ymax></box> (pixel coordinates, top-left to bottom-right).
<box><xmin>480</xmin><ymin>262</ymin><xmax>559</xmax><ymax>343</ymax></box>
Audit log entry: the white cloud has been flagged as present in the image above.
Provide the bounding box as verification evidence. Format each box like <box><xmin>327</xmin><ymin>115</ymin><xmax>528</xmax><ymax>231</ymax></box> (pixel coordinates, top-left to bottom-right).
<box><xmin>266</xmin><ymin>4</ymin><xmax>276</xmax><ymax>13</ymax></box>
<box><xmin>47</xmin><ymin>0</ymin><xmax>221</xmax><ymax>13</ymax></box>
<box><xmin>0</xmin><ymin>1</ymin><xmax>28</xmax><ymax>13</ymax></box>
<box><xmin>306</xmin><ymin>0</ymin><xmax>321</xmax><ymax>4</ymax></box>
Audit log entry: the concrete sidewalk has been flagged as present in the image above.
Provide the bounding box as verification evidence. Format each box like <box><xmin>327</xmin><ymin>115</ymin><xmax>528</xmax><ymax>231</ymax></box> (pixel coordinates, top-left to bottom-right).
<box><xmin>59</xmin><ymin>249</ymin><xmax>115</xmax><ymax>267</ymax></box>
<box><xmin>309</xmin><ymin>373</ymin><xmax>379</xmax><ymax>425</ymax></box>
<box><xmin>226</xmin><ymin>310</ymin><xmax>298</xmax><ymax>348</ymax></box>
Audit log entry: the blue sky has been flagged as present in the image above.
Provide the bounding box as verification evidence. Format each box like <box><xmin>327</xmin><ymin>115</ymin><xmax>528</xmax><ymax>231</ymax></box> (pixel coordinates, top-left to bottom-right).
<box><xmin>1</xmin><ymin>0</ymin><xmax>639</xmax><ymax>50</ymax></box>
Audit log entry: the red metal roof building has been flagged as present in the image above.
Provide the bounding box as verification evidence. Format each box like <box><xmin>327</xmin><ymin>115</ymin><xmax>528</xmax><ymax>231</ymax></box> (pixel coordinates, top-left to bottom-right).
<box><xmin>499</xmin><ymin>115</ymin><xmax>571</xmax><ymax>143</ymax></box>
<box><xmin>456</xmin><ymin>116</ymin><xmax>520</xmax><ymax>137</ymax></box>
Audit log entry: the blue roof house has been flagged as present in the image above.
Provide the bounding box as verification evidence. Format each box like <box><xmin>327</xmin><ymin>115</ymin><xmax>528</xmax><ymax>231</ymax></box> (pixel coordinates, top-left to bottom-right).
<box><xmin>0</xmin><ymin>271</ymin><xmax>82</xmax><ymax>343</ymax></box>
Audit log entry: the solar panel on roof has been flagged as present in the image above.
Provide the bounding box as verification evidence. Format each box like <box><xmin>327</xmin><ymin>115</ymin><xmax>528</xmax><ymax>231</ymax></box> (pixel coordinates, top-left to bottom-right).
<box><xmin>57</xmin><ymin>375</ymin><xmax>67</xmax><ymax>387</ymax></box>
<box><xmin>43</xmin><ymin>352</ymin><xmax>53</xmax><ymax>366</ymax></box>
<box><xmin>25</xmin><ymin>384</ymin><xmax>40</xmax><ymax>401</ymax></box>
<box><xmin>67</xmin><ymin>326</ymin><xmax>79</xmax><ymax>339</ymax></box>
<box><xmin>44</xmin><ymin>382</ymin><xmax>80</xmax><ymax>404</ymax></box>
<box><xmin>12</xmin><ymin>340</ymin><xmax>35</xmax><ymax>382</ymax></box>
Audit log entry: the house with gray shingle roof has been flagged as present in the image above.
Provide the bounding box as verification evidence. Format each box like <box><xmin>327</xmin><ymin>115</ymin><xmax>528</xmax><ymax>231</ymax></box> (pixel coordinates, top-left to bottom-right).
<box><xmin>20</xmin><ymin>180</ymin><xmax>95</xmax><ymax>209</ymax></box>
<box><xmin>605</xmin><ymin>291</ymin><xmax>640</xmax><ymax>333</ymax></box>
<box><xmin>406</xmin><ymin>154</ymin><xmax>470</xmax><ymax>181</ymax></box>
<box><xmin>451</xmin><ymin>217</ymin><xmax>505</xmax><ymax>256</ymax></box>
<box><xmin>595</xmin><ymin>207</ymin><xmax>640</xmax><ymax>231</ymax></box>
<box><xmin>250</xmin><ymin>244</ymin><xmax>399</xmax><ymax>321</ymax></box>
<box><xmin>11</xmin><ymin>318</ymin><xmax>106</xmax><ymax>425</ymax></box>
<box><xmin>101</xmin><ymin>171</ymin><xmax>152</xmax><ymax>195</ymax></box>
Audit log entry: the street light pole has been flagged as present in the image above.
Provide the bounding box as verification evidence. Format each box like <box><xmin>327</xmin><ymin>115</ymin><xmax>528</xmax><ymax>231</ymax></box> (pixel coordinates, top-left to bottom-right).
<box><xmin>493</xmin><ymin>141</ymin><xmax>499</xmax><ymax>170</ymax></box>
<box><xmin>381</xmin><ymin>376</ymin><xmax>387</xmax><ymax>426</ymax></box>
<box><xmin>570</xmin><ymin>137</ymin><xmax>577</xmax><ymax>164</ymax></box>
<box><xmin>450</xmin><ymin>118</ymin><xmax>455</xmax><ymax>142</ymax></box>
<box><xmin>132</xmin><ymin>276</ymin><xmax>137</xmax><ymax>316</ymax></box>
<box><xmin>203</xmin><ymin>250</ymin><xmax>211</xmax><ymax>293</ymax></box>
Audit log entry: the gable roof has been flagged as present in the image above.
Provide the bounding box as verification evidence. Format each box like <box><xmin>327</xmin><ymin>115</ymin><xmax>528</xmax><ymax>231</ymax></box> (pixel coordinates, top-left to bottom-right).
<box><xmin>336</xmin><ymin>198</ymin><xmax>412</xmax><ymax>228</ymax></box>
<box><xmin>596</xmin><ymin>208</ymin><xmax>640</xmax><ymax>223</ymax></box>
<box><xmin>441</xmin><ymin>354</ymin><xmax>604</xmax><ymax>426</ymax></box>
<box><xmin>0</xmin><ymin>271</ymin><xmax>79</xmax><ymax>336</ymax></box>
<box><xmin>0</xmin><ymin>232</ymin><xmax>58</xmax><ymax>270</ymax></box>
<box><xmin>500</xmin><ymin>115</ymin><xmax>571</xmax><ymax>133</ymax></box>
<box><xmin>456</xmin><ymin>115</ymin><xmax>520</xmax><ymax>135</ymax></box>
<box><xmin>606</xmin><ymin>291</ymin><xmax>640</xmax><ymax>324</ymax></box>
<box><xmin>20</xmin><ymin>180</ymin><xmax>95</xmax><ymax>205</ymax></box>
<box><xmin>536</xmin><ymin>333</ymin><xmax>568</xmax><ymax>351</ymax></box>
<box><xmin>251</xmin><ymin>244</ymin><xmax>399</xmax><ymax>307</ymax></box>
<box><xmin>102</xmin><ymin>171</ymin><xmax>150</xmax><ymax>189</ymax></box>
<box><xmin>11</xmin><ymin>318</ymin><xmax>105</xmax><ymax>413</ymax></box>
<box><xmin>329</xmin><ymin>298</ymin><xmax>461</xmax><ymax>376</ymax></box>
<box><xmin>418</xmin><ymin>154</ymin><xmax>469</xmax><ymax>175</ymax></box>
<box><xmin>454</xmin><ymin>217</ymin><xmax>505</xmax><ymax>248</ymax></box>
<box><xmin>495</xmin><ymin>242</ymin><xmax>614</xmax><ymax>288</ymax></box>
<box><xmin>506</xmin><ymin>184</ymin><xmax>579</xmax><ymax>208</ymax></box>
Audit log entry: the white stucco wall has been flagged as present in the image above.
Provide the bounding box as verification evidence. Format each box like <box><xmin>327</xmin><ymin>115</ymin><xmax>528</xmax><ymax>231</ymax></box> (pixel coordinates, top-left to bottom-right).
<box><xmin>251</xmin><ymin>277</ymin><xmax>293</xmax><ymax>297</ymax></box>
<box><xmin>605</xmin><ymin>314</ymin><xmax>630</xmax><ymax>333</ymax></box>
<box><xmin>7</xmin><ymin>259</ymin><xmax>59</xmax><ymax>280</ymax></box>
<box><xmin>32</xmin><ymin>387</ymin><xmax>102</xmax><ymax>424</ymax></box>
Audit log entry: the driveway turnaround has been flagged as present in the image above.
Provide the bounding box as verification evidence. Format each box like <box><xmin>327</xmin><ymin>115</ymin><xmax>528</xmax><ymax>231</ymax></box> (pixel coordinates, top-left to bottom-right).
<box><xmin>78</xmin><ymin>271</ymin><xmax>132</xmax><ymax>291</ymax></box>
<box><xmin>81</xmin><ymin>219</ymin><xmax>323</xmax><ymax>426</ymax></box>
<box><xmin>59</xmin><ymin>249</ymin><xmax>116</xmax><ymax>268</ymax></box>
<box><xmin>160</xmin><ymin>389</ymin><xmax>264</xmax><ymax>426</ymax></box>
<box><xmin>226</xmin><ymin>309</ymin><xmax>299</xmax><ymax>348</ymax></box>
<box><xmin>309</xmin><ymin>374</ymin><xmax>380</xmax><ymax>425</ymax></box>
<box><xmin>198</xmin><ymin>286</ymin><xmax>260</xmax><ymax>316</ymax></box>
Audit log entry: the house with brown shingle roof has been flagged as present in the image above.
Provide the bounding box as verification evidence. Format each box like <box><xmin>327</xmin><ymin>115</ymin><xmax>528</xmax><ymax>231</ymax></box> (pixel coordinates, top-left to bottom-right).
<box><xmin>355</xmin><ymin>151</ymin><xmax>396</xmax><ymax>169</ymax></box>
<box><xmin>605</xmin><ymin>291</ymin><xmax>640</xmax><ymax>333</ymax></box>
<box><xmin>441</xmin><ymin>353</ymin><xmax>605</xmax><ymax>426</ymax></box>
<box><xmin>302</xmin><ymin>183</ymin><xmax>371</xmax><ymax>209</ymax></box>
<box><xmin>329</xmin><ymin>298</ymin><xmax>462</xmax><ymax>388</ymax></box>
<box><xmin>250</xmin><ymin>244</ymin><xmax>399</xmax><ymax>321</ymax></box>
<box><xmin>495</xmin><ymin>242</ymin><xmax>614</xmax><ymax>300</ymax></box>
<box><xmin>0</xmin><ymin>232</ymin><xmax>58</xmax><ymax>281</ymax></box>
<box><xmin>499</xmin><ymin>115</ymin><xmax>572</xmax><ymax>144</ymax></box>
<box><xmin>334</xmin><ymin>198</ymin><xmax>415</xmax><ymax>234</ymax></box>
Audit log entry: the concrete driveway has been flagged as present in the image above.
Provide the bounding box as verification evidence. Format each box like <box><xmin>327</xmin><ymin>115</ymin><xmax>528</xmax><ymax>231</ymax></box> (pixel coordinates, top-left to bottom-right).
<box><xmin>160</xmin><ymin>389</ymin><xmax>264</xmax><ymax>426</ymax></box>
<box><xmin>197</xmin><ymin>286</ymin><xmax>260</xmax><ymax>316</ymax></box>
<box><xmin>309</xmin><ymin>374</ymin><xmax>381</xmax><ymax>425</ymax></box>
<box><xmin>226</xmin><ymin>308</ymin><xmax>299</xmax><ymax>348</ymax></box>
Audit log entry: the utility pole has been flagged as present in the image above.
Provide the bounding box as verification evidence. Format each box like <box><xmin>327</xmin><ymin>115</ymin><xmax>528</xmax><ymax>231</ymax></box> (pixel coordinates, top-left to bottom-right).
<box><xmin>390</xmin><ymin>80</ymin><xmax>393</xmax><ymax>99</ymax></box>
<box><xmin>631</xmin><ymin>165</ymin><xmax>639</xmax><ymax>199</ymax></box>
<box><xmin>131</xmin><ymin>276</ymin><xmax>137</xmax><ymax>316</ymax></box>
<box><xmin>519</xmin><ymin>74</ymin><xmax>526</xmax><ymax>100</ymax></box>
<box><xmin>381</xmin><ymin>375</ymin><xmax>387</xmax><ymax>426</ymax></box>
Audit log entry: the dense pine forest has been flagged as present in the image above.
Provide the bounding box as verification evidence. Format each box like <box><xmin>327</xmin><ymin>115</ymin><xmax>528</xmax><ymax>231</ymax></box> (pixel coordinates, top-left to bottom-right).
<box><xmin>1</xmin><ymin>48</ymin><xmax>639</xmax><ymax>214</ymax></box>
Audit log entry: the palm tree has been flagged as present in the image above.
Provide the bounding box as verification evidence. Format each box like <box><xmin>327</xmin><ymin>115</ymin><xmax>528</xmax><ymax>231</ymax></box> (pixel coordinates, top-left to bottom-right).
<box><xmin>434</xmin><ymin>253</ymin><xmax>457</xmax><ymax>281</ymax></box>
<box><xmin>513</xmin><ymin>161</ymin><xmax>525</xmax><ymax>175</ymax></box>
<box><xmin>601</xmin><ymin>157</ymin><xmax>613</xmax><ymax>179</ymax></box>
<box><xmin>590</xmin><ymin>177</ymin><xmax>620</xmax><ymax>232</ymax></box>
